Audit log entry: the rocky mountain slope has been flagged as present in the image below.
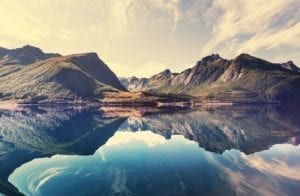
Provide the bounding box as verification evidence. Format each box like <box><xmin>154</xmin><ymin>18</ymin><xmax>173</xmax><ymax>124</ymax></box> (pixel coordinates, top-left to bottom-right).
<box><xmin>122</xmin><ymin>54</ymin><xmax>300</xmax><ymax>104</ymax></box>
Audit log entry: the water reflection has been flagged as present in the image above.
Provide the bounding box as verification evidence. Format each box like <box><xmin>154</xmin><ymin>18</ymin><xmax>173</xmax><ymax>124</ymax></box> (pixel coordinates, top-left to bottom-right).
<box><xmin>0</xmin><ymin>105</ymin><xmax>299</xmax><ymax>195</ymax></box>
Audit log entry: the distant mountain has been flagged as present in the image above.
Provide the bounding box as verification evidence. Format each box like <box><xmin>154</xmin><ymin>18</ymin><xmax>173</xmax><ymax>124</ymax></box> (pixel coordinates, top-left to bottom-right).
<box><xmin>0</xmin><ymin>47</ymin><xmax>9</xmax><ymax>57</ymax></box>
<box><xmin>0</xmin><ymin>45</ymin><xmax>60</xmax><ymax>66</ymax></box>
<box><xmin>123</xmin><ymin>54</ymin><xmax>300</xmax><ymax>104</ymax></box>
<box><xmin>281</xmin><ymin>61</ymin><xmax>300</xmax><ymax>72</ymax></box>
<box><xmin>119</xmin><ymin>76</ymin><xmax>149</xmax><ymax>91</ymax></box>
<box><xmin>0</xmin><ymin>50</ymin><xmax>126</xmax><ymax>103</ymax></box>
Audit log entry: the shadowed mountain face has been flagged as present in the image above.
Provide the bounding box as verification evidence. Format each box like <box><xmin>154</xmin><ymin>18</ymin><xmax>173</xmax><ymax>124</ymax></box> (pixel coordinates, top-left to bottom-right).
<box><xmin>70</xmin><ymin>53</ymin><xmax>126</xmax><ymax>91</ymax></box>
<box><xmin>122</xmin><ymin>54</ymin><xmax>300</xmax><ymax>104</ymax></box>
<box><xmin>0</xmin><ymin>45</ymin><xmax>60</xmax><ymax>66</ymax></box>
<box><xmin>0</xmin><ymin>51</ymin><xmax>127</xmax><ymax>103</ymax></box>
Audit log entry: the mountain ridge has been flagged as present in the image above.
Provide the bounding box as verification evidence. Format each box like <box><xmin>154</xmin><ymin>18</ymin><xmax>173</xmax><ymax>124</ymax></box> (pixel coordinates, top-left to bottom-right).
<box><xmin>0</xmin><ymin>45</ymin><xmax>60</xmax><ymax>66</ymax></box>
<box><xmin>0</xmin><ymin>50</ymin><xmax>126</xmax><ymax>103</ymax></box>
<box><xmin>121</xmin><ymin>53</ymin><xmax>300</xmax><ymax>104</ymax></box>
<box><xmin>1</xmin><ymin>45</ymin><xmax>300</xmax><ymax>105</ymax></box>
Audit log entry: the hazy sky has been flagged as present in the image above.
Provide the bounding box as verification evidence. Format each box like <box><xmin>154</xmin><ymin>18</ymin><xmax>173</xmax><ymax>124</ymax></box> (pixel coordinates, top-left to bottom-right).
<box><xmin>0</xmin><ymin>0</ymin><xmax>299</xmax><ymax>77</ymax></box>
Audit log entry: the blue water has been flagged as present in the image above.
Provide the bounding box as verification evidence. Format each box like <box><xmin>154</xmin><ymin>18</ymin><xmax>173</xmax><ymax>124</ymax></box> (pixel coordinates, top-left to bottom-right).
<box><xmin>0</xmin><ymin>106</ymin><xmax>299</xmax><ymax>195</ymax></box>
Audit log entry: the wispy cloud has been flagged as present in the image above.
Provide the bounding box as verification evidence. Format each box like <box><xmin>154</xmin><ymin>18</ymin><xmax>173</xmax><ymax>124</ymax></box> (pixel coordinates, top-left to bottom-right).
<box><xmin>0</xmin><ymin>0</ymin><xmax>299</xmax><ymax>76</ymax></box>
<box><xmin>201</xmin><ymin>0</ymin><xmax>300</xmax><ymax>60</ymax></box>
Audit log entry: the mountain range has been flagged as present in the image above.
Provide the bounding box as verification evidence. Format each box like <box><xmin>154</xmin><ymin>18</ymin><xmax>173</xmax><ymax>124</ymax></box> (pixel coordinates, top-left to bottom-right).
<box><xmin>121</xmin><ymin>54</ymin><xmax>300</xmax><ymax>104</ymax></box>
<box><xmin>0</xmin><ymin>45</ymin><xmax>129</xmax><ymax>103</ymax></box>
<box><xmin>0</xmin><ymin>45</ymin><xmax>300</xmax><ymax>105</ymax></box>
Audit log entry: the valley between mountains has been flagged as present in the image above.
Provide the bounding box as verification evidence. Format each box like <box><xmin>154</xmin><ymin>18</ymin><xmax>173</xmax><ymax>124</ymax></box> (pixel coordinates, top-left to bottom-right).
<box><xmin>0</xmin><ymin>45</ymin><xmax>300</xmax><ymax>106</ymax></box>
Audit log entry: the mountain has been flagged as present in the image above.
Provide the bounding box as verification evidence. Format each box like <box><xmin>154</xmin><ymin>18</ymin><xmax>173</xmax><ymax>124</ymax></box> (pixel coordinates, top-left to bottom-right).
<box><xmin>123</xmin><ymin>54</ymin><xmax>300</xmax><ymax>104</ymax></box>
<box><xmin>0</xmin><ymin>45</ymin><xmax>60</xmax><ymax>66</ymax></box>
<box><xmin>119</xmin><ymin>76</ymin><xmax>149</xmax><ymax>91</ymax></box>
<box><xmin>281</xmin><ymin>61</ymin><xmax>300</xmax><ymax>72</ymax></box>
<box><xmin>0</xmin><ymin>51</ymin><xmax>126</xmax><ymax>103</ymax></box>
<box><xmin>0</xmin><ymin>47</ymin><xmax>9</xmax><ymax>57</ymax></box>
<box><xmin>119</xmin><ymin>69</ymin><xmax>178</xmax><ymax>91</ymax></box>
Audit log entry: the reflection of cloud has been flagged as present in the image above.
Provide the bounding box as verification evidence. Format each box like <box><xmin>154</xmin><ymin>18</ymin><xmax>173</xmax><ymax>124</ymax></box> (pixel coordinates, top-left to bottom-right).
<box><xmin>26</xmin><ymin>167</ymin><xmax>67</xmax><ymax>194</ymax></box>
<box><xmin>32</xmin><ymin>167</ymin><xmax>66</xmax><ymax>193</ymax></box>
<box><xmin>245</xmin><ymin>144</ymin><xmax>300</xmax><ymax>180</ymax></box>
<box><xmin>103</xmin><ymin>131</ymin><xmax>166</xmax><ymax>148</ymax></box>
<box><xmin>204</xmin><ymin>144</ymin><xmax>300</xmax><ymax>195</ymax></box>
<box><xmin>247</xmin><ymin>156</ymin><xmax>300</xmax><ymax>180</ymax></box>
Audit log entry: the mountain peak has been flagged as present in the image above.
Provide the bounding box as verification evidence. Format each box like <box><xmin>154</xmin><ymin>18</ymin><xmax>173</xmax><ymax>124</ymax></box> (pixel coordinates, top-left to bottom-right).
<box><xmin>282</xmin><ymin>61</ymin><xmax>299</xmax><ymax>72</ymax></box>
<box><xmin>234</xmin><ymin>53</ymin><xmax>261</xmax><ymax>62</ymax></box>
<box><xmin>150</xmin><ymin>69</ymin><xmax>172</xmax><ymax>80</ymax></box>
<box><xmin>128</xmin><ymin>76</ymin><xmax>139</xmax><ymax>82</ymax></box>
<box><xmin>199</xmin><ymin>54</ymin><xmax>222</xmax><ymax>65</ymax></box>
<box><xmin>0</xmin><ymin>45</ymin><xmax>60</xmax><ymax>65</ymax></box>
<box><xmin>161</xmin><ymin>69</ymin><xmax>171</xmax><ymax>74</ymax></box>
<box><xmin>20</xmin><ymin>45</ymin><xmax>44</xmax><ymax>54</ymax></box>
<box><xmin>22</xmin><ymin>44</ymin><xmax>40</xmax><ymax>49</ymax></box>
<box><xmin>65</xmin><ymin>52</ymin><xmax>126</xmax><ymax>91</ymax></box>
<box><xmin>66</xmin><ymin>52</ymin><xmax>98</xmax><ymax>61</ymax></box>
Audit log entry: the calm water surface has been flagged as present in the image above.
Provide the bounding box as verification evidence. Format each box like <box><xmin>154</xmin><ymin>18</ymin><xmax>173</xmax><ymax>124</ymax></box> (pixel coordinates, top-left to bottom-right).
<box><xmin>0</xmin><ymin>105</ymin><xmax>299</xmax><ymax>196</ymax></box>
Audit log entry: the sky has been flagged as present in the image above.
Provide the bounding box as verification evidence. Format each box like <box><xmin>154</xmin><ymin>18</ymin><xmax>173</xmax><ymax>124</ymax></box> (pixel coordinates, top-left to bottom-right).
<box><xmin>0</xmin><ymin>0</ymin><xmax>299</xmax><ymax>77</ymax></box>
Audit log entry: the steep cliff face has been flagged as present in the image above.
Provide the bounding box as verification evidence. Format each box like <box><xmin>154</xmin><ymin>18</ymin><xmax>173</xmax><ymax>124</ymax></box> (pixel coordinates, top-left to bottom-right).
<box><xmin>125</xmin><ymin>54</ymin><xmax>300</xmax><ymax>104</ymax></box>
<box><xmin>69</xmin><ymin>53</ymin><xmax>126</xmax><ymax>91</ymax></box>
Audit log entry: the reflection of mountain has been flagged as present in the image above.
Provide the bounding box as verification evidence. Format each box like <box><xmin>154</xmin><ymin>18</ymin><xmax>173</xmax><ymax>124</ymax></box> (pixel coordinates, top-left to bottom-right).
<box><xmin>0</xmin><ymin>106</ymin><xmax>126</xmax><ymax>195</ymax></box>
<box><xmin>9</xmin><ymin>131</ymin><xmax>300</xmax><ymax>196</ymax></box>
<box><xmin>0</xmin><ymin>105</ymin><xmax>299</xmax><ymax>195</ymax></box>
<box><xmin>0</xmin><ymin>107</ymin><xmax>125</xmax><ymax>155</ymax></box>
<box><xmin>121</xmin><ymin>106</ymin><xmax>300</xmax><ymax>154</ymax></box>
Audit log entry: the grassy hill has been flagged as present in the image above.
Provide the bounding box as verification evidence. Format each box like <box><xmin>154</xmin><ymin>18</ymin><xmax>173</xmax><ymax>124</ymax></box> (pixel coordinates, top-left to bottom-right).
<box><xmin>0</xmin><ymin>53</ymin><xmax>126</xmax><ymax>103</ymax></box>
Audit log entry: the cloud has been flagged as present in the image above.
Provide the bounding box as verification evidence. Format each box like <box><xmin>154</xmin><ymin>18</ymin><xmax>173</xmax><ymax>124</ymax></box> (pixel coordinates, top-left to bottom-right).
<box><xmin>107</xmin><ymin>60</ymin><xmax>169</xmax><ymax>77</ymax></box>
<box><xmin>204</xmin><ymin>144</ymin><xmax>300</xmax><ymax>195</ymax></box>
<box><xmin>1</xmin><ymin>0</ymin><xmax>299</xmax><ymax>75</ymax></box>
<box><xmin>201</xmin><ymin>0</ymin><xmax>300</xmax><ymax>59</ymax></box>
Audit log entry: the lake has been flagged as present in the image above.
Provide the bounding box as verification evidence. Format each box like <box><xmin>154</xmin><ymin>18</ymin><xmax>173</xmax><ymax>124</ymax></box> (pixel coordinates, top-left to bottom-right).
<box><xmin>0</xmin><ymin>105</ymin><xmax>299</xmax><ymax>196</ymax></box>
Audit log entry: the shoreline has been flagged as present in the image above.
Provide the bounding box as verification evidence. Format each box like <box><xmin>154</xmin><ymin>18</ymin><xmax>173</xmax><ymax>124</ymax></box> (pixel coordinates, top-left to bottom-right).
<box><xmin>0</xmin><ymin>99</ymin><xmax>283</xmax><ymax>109</ymax></box>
